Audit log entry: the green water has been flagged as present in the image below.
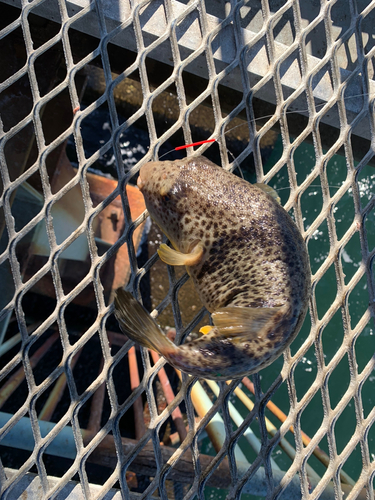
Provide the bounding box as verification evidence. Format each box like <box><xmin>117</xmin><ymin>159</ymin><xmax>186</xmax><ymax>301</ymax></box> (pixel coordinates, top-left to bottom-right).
<box><xmin>202</xmin><ymin>137</ymin><xmax>375</xmax><ymax>498</ymax></box>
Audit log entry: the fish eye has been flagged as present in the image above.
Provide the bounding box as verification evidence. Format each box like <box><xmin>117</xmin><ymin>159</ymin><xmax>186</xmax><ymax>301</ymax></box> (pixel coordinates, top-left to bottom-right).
<box><xmin>161</xmin><ymin>194</ymin><xmax>170</xmax><ymax>202</ymax></box>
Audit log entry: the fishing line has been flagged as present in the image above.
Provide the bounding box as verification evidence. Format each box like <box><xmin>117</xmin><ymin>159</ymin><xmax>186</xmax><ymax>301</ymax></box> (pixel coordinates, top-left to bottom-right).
<box><xmin>274</xmin><ymin>184</ymin><xmax>343</xmax><ymax>192</ymax></box>
<box><xmin>222</xmin><ymin>91</ymin><xmax>371</xmax><ymax>138</ymax></box>
<box><xmin>156</xmin><ymin>92</ymin><xmax>371</xmax><ymax>166</ymax></box>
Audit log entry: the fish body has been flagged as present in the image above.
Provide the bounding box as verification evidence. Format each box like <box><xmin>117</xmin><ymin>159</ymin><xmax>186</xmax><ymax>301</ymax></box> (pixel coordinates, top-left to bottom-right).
<box><xmin>115</xmin><ymin>156</ymin><xmax>311</xmax><ymax>380</ymax></box>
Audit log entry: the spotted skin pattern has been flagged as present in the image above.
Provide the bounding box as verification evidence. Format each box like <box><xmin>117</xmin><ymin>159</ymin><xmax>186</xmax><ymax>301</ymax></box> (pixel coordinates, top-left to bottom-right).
<box><xmin>115</xmin><ymin>156</ymin><xmax>311</xmax><ymax>380</ymax></box>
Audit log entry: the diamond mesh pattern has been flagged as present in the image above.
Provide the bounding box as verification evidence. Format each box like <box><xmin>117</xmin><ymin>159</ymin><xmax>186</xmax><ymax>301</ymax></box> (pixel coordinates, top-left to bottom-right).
<box><xmin>0</xmin><ymin>1</ymin><xmax>374</xmax><ymax>499</ymax></box>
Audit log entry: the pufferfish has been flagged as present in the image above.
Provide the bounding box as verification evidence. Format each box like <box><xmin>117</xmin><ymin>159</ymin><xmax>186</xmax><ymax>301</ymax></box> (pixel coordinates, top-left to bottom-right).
<box><xmin>115</xmin><ymin>156</ymin><xmax>311</xmax><ymax>380</ymax></box>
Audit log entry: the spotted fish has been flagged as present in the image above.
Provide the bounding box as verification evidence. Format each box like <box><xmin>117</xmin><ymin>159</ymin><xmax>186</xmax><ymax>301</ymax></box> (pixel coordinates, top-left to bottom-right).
<box><xmin>115</xmin><ymin>156</ymin><xmax>311</xmax><ymax>380</ymax></box>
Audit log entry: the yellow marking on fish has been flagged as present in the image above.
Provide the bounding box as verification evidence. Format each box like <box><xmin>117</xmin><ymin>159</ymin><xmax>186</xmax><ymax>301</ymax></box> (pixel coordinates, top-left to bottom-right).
<box><xmin>199</xmin><ymin>325</ymin><xmax>214</xmax><ymax>335</ymax></box>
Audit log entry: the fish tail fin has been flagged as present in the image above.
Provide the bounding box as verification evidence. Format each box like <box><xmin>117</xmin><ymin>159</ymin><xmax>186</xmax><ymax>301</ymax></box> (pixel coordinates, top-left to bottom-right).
<box><xmin>114</xmin><ymin>289</ymin><xmax>175</xmax><ymax>354</ymax></box>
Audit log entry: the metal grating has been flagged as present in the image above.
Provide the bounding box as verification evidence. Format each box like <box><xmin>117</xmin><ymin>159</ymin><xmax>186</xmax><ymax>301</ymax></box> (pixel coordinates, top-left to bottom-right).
<box><xmin>0</xmin><ymin>0</ymin><xmax>374</xmax><ymax>499</ymax></box>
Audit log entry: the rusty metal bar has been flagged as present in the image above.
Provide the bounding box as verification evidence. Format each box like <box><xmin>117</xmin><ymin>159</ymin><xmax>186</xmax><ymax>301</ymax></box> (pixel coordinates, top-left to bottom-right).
<box><xmin>86</xmin><ymin>335</ymin><xmax>115</xmax><ymax>438</ymax></box>
<box><xmin>150</xmin><ymin>351</ymin><xmax>187</xmax><ymax>444</ymax></box>
<box><xmin>241</xmin><ymin>377</ymin><xmax>311</xmax><ymax>445</ymax></box>
<box><xmin>240</xmin><ymin>376</ymin><xmax>355</xmax><ymax>486</ymax></box>
<box><xmin>128</xmin><ymin>346</ymin><xmax>146</xmax><ymax>440</ymax></box>
<box><xmin>229</xmin><ymin>381</ymin><xmax>320</xmax><ymax>483</ymax></box>
<box><xmin>0</xmin><ymin>332</ymin><xmax>59</xmax><ymax>409</ymax></box>
<box><xmin>175</xmin><ymin>369</ymin><xmax>248</xmax><ymax>464</ymax></box>
<box><xmin>39</xmin><ymin>349</ymin><xmax>82</xmax><ymax>422</ymax></box>
<box><xmin>206</xmin><ymin>379</ymin><xmax>281</xmax><ymax>473</ymax></box>
<box><xmin>107</xmin><ymin>331</ymin><xmax>128</xmax><ymax>347</ymax></box>
<box><xmin>0</xmin><ymin>333</ymin><xmax>21</xmax><ymax>358</ymax></box>
<box><xmin>86</xmin><ymin>360</ymin><xmax>107</xmax><ymax>436</ymax></box>
<box><xmin>0</xmin><ymin>321</ymin><xmax>42</xmax><ymax>358</ymax></box>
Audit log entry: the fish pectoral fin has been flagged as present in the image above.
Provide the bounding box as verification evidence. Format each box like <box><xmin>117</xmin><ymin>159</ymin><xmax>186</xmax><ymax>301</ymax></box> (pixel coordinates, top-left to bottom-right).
<box><xmin>253</xmin><ymin>183</ymin><xmax>281</xmax><ymax>204</ymax></box>
<box><xmin>114</xmin><ymin>289</ymin><xmax>175</xmax><ymax>353</ymax></box>
<box><xmin>158</xmin><ymin>242</ymin><xmax>204</xmax><ymax>266</ymax></box>
<box><xmin>211</xmin><ymin>305</ymin><xmax>289</xmax><ymax>338</ymax></box>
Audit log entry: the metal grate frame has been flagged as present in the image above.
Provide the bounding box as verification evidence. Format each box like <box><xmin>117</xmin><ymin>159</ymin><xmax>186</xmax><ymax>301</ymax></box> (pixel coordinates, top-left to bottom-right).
<box><xmin>0</xmin><ymin>0</ymin><xmax>375</xmax><ymax>499</ymax></box>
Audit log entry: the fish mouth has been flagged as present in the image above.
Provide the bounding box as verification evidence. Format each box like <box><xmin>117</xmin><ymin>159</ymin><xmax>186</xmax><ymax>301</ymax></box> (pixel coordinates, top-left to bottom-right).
<box><xmin>137</xmin><ymin>174</ymin><xmax>145</xmax><ymax>190</ymax></box>
<box><xmin>138</xmin><ymin>161</ymin><xmax>157</xmax><ymax>190</ymax></box>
